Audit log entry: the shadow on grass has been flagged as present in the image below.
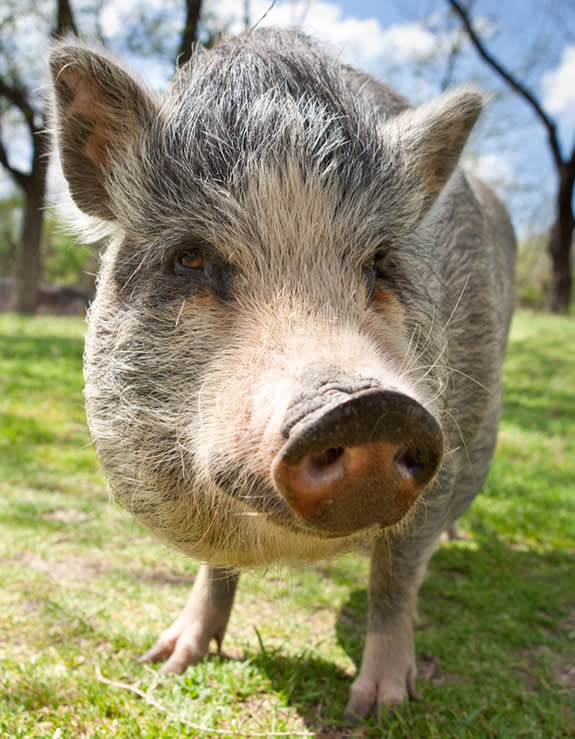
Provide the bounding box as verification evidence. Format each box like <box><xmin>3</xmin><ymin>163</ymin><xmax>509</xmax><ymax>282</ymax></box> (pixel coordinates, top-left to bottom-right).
<box><xmin>241</xmin><ymin>534</ymin><xmax>575</xmax><ymax>733</ymax></box>
<box><xmin>501</xmin><ymin>393</ymin><xmax>574</xmax><ymax>435</ymax></box>
<box><xmin>248</xmin><ymin>649</ymin><xmax>354</xmax><ymax>728</ymax></box>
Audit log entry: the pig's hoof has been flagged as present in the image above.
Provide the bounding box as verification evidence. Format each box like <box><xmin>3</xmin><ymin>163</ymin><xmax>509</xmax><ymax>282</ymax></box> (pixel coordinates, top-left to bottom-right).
<box><xmin>139</xmin><ymin>565</ymin><xmax>237</xmax><ymax>674</ymax></box>
<box><xmin>342</xmin><ymin>668</ymin><xmax>418</xmax><ymax>724</ymax></box>
<box><xmin>138</xmin><ymin>625</ymin><xmax>213</xmax><ymax>674</ymax></box>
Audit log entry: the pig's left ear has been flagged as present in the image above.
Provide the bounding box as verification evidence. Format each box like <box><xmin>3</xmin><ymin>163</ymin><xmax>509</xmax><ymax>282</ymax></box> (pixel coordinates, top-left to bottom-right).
<box><xmin>383</xmin><ymin>88</ymin><xmax>484</xmax><ymax>228</ymax></box>
<box><xmin>49</xmin><ymin>43</ymin><xmax>159</xmax><ymax>221</ymax></box>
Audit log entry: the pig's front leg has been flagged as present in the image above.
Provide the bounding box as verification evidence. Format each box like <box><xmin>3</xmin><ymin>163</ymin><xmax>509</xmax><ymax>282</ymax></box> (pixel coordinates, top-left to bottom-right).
<box><xmin>344</xmin><ymin>535</ymin><xmax>433</xmax><ymax>723</ymax></box>
<box><xmin>140</xmin><ymin>564</ymin><xmax>239</xmax><ymax>673</ymax></box>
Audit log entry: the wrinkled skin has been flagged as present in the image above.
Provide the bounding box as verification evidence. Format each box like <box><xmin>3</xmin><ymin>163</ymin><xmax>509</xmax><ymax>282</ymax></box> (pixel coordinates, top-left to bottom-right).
<box><xmin>49</xmin><ymin>29</ymin><xmax>515</xmax><ymax>722</ymax></box>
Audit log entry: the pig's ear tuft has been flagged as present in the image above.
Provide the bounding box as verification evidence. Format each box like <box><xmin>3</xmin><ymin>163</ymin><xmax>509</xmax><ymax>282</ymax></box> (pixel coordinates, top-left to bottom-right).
<box><xmin>386</xmin><ymin>87</ymin><xmax>485</xmax><ymax>225</ymax></box>
<box><xmin>49</xmin><ymin>43</ymin><xmax>158</xmax><ymax>221</ymax></box>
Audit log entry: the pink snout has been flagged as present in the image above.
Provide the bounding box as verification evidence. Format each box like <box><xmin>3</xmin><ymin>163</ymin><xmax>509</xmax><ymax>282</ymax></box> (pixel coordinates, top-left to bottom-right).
<box><xmin>271</xmin><ymin>387</ymin><xmax>443</xmax><ymax>534</ymax></box>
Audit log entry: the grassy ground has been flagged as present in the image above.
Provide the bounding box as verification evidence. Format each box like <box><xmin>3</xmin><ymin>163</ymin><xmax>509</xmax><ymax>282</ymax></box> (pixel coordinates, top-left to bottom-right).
<box><xmin>0</xmin><ymin>311</ymin><xmax>573</xmax><ymax>738</ymax></box>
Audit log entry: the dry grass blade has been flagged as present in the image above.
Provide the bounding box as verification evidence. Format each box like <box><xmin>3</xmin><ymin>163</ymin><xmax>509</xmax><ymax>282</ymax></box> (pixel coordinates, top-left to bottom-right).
<box><xmin>95</xmin><ymin>665</ymin><xmax>317</xmax><ymax>737</ymax></box>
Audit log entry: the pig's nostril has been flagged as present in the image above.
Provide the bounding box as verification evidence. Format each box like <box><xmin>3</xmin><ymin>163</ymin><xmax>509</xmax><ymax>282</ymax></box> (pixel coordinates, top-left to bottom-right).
<box><xmin>394</xmin><ymin>447</ymin><xmax>423</xmax><ymax>479</ymax></box>
<box><xmin>309</xmin><ymin>447</ymin><xmax>345</xmax><ymax>470</ymax></box>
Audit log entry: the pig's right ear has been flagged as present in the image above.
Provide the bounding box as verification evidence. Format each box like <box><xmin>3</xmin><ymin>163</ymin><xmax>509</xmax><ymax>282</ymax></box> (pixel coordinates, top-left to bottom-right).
<box><xmin>49</xmin><ymin>44</ymin><xmax>159</xmax><ymax>221</ymax></box>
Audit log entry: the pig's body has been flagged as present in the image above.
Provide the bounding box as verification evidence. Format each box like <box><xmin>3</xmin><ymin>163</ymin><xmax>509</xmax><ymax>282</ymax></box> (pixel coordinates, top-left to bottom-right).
<box><xmin>50</xmin><ymin>29</ymin><xmax>515</xmax><ymax>721</ymax></box>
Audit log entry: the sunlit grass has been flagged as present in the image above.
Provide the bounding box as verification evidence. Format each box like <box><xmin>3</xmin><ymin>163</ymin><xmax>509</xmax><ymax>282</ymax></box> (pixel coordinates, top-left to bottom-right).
<box><xmin>1</xmin><ymin>311</ymin><xmax>573</xmax><ymax>737</ymax></box>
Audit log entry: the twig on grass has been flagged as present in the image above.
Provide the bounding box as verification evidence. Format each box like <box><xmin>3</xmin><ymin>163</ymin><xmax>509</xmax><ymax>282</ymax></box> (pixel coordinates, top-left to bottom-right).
<box><xmin>95</xmin><ymin>665</ymin><xmax>318</xmax><ymax>737</ymax></box>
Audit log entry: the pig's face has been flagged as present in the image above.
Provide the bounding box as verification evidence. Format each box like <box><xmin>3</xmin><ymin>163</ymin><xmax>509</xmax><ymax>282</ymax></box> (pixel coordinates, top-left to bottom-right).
<box><xmin>52</xmin><ymin>32</ymin><xmax>483</xmax><ymax>565</ymax></box>
<box><xmin>85</xmin><ymin>164</ymin><xmax>444</xmax><ymax>564</ymax></box>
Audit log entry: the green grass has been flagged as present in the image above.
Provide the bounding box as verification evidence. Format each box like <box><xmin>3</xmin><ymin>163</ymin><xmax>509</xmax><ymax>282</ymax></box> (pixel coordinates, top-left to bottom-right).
<box><xmin>0</xmin><ymin>311</ymin><xmax>573</xmax><ymax>738</ymax></box>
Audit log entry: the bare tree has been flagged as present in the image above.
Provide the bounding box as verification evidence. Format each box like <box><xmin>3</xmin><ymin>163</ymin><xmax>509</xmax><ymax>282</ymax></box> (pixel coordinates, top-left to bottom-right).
<box><xmin>0</xmin><ymin>0</ymin><xmax>205</xmax><ymax>314</ymax></box>
<box><xmin>447</xmin><ymin>0</ymin><xmax>574</xmax><ymax>313</ymax></box>
<box><xmin>0</xmin><ymin>0</ymin><xmax>77</xmax><ymax>313</ymax></box>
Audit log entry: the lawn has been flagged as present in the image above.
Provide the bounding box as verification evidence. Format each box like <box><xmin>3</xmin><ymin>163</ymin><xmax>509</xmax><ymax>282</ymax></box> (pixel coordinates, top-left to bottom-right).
<box><xmin>0</xmin><ymin>311</ymin><xmax>573</xmax><ymax>738</ymax></box>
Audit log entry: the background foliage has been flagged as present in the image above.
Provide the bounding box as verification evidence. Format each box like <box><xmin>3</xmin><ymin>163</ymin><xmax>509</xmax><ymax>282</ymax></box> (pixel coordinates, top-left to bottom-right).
<box><xmin>0</xmin><ymin>0</ymin><xmax>574</xmax><ymax>311</ymax></box>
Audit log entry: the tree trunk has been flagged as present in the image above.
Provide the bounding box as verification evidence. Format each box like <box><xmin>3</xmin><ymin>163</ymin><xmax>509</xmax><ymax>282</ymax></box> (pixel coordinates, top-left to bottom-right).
<box><xmin>14</xmin><ymin>185</ymin><xmax>45</xmax><ymax>314</ymax></box>
<box><xmin>4</xmin><ymin>0</ymin><xmax>79</xmax><ymax>315</ymax></box>
<box><xmin>14</xmin><ymin>126</ymin><xmax>50</xmax><ymax>315</ymax></box>
<box><xmin>445</xmin><ymin>0</ymin><xmax>574</xmax><ymax>312</ymax></box>
<box><xmin>177</xmin><ymin>0</ymin><xmax>202</xmax><ymax>65</ymax></box>
<box><xmin>547</xmin><ymin>165</ymin><xmax>574</xmax><ymax>314</ymax></box>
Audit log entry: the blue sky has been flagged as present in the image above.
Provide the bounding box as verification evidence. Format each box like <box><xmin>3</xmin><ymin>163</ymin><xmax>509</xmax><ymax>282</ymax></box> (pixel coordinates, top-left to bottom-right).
<box><xmin>4</xmin><ymin>0</ymin><xmax>573</xmax><ymax>239</ymax></box>
<box><xmin>189</xmin><ymin>0</ymin><xmax>572</xmax><ymax>237</ymax></box>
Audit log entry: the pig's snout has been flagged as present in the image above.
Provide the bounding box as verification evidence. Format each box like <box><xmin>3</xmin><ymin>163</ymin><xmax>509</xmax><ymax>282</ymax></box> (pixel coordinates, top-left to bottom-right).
<box><xmin>271</xmin><ymin>381</ymin><xmax>443</xmax><ymax>535</ymax></box>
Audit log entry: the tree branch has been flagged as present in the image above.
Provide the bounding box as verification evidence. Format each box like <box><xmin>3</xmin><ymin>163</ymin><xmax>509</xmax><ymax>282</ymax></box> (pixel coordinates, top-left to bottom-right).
<box><xmin>0</xmin><ymin>133</ymin><xmax>29</xmax><ymax>190</ymax></box>
<box><xmin>0</xmin><ymin>78</ymin><xmax>41</xmax><ymax>171</ymax></box>
<box><xmin>53</xmin><ymin>0</ymin><xmax>79</xmax><ymax>38</ymax></box>
<box><xmin>446</xmin><ymin>0</ymin><xmax>564</xmax><ymax>169</ymax></box>
<box><xmin>0</xmin><ymin>79</ymin><xmax>34</xmax><ymax>122</ymax></box>
<box><xmin>177</xmin><ymin>0</ymin><xmax>202</xmax><ymax>66</ymax></box>
<box><xmin>569</xmin><ymin>137</ymin><xmax>575</xmax><ymax>171</ymax></box>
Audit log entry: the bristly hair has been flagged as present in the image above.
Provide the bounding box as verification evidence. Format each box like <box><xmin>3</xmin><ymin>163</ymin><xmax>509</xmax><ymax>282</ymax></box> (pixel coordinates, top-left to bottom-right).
<box><xmin>160</xmin><ymin>29</ymin><xmax>386</xmax><ymax>187</ymax></box>
<box><xmin>101</xmin><ymin>29</ymin><xmax>413</xmax><ymax>261</ymax></box>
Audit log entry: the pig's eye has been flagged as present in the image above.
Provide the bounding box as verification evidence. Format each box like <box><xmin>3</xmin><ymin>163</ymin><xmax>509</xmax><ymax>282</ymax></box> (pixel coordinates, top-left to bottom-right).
<box><xmin>372</xmin><ymin>252</ymin><xmax>391</xmax><ymax>282</ymax></box>
<box><xmin>173</xmin><ymin>248</ymin><xmax>205</xmax><ymax>274</ymax></box>
<box><xmin>365</xmin><ymin>252</ymin><xmax>391</xmax><ymax>288</ymax></box>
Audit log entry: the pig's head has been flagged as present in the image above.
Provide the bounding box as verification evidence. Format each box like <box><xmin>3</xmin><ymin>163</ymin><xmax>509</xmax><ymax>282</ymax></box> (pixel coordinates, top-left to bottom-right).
<box><xmin>49</xmin><ymin>30</ymin><xmax>483</xmax><ymax>566</ymax></box>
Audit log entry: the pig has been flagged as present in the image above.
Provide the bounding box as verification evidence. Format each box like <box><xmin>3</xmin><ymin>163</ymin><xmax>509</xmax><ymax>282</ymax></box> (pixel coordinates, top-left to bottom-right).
<box><xmin>49</xmin><ymin>28</ymin><xmax>515</xmax><ymax>722</ymax></box>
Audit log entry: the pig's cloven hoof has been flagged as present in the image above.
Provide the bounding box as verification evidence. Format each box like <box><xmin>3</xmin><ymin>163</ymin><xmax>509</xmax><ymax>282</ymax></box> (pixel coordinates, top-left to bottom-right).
<box><xmin>343</xmin><ymin>666</ymin><xmax>419</xmax><ymax>724</ymax></box>
<box><xmin>139</xmin><ymin>610</ymin><xmax>226</xmax><ymax>674</ymax></box>
<box><xmin>139</xmin><ymin>565</ymin><xmax>237</xmax><ymax>674</ymax></box>
<box><xmin>343</xmin><ymin>628</ymin><xmax>419</xmax><ymax>724</ymax></box>
<box><xmin>139</xmin><ymin>626</ymin><xmax>212</xmax><ymax>674</ymax></box>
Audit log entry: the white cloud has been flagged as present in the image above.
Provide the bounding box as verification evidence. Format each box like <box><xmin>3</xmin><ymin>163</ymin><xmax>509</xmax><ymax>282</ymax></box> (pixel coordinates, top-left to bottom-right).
<box><xmin>100</xmin><ymin>0</ymin><xmax>182</xmax><ymax>38</ymax></box>
<box><xmin>98</xmin><ymin>0</ymin><xmax>185</xmax><ymax>89</ymax></box>
<box><xmin>204</xmin><ymin>0</ymin><xmax>436</xmax><ymax>75</ymax></box>
<box><xmin>541</xmin><ymin>45</ymin><xmax>575</xmax><ymax>122</ymax></box>
<box><xmin>470</xmin><ymin>152</ymin><xmax>516</xmax><ymax>189</ymax></box>
<box><xmin>93</xmin><ymin>0</ymin><xmax>441</xmax><ymax>94</ymax></box>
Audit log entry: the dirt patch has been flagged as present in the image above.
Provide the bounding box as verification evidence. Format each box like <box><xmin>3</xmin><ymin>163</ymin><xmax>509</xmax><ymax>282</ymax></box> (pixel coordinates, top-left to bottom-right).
<box><xmin>417</xmin><ymin>653</ymin><xmax>442</xmax><ymax>681</ymax></box>
<box><xmin>555</xmin><ymin>658</ymin><xmax>575</xmax><ymax>693</ymax></box>
<box><xmin>417</xmin><ymin>653</ymin><xmax>459</xmax><ymax>686</ymax></box>
<box><xmin>558</xmin><ymin>610</ymin><xmax>575</xmax><ymax>640</ymax></box>
<box><xmin>42</xmin><ymin>508</ymin><xmax>92</xmax><ymax>523</ymax></box>
<box><xmin>555</xmin><ymin>610</ymin><xmax>575</xmax><ymax>693</ymax></box>
<box><xmin>22</xmin><ymin>552</ymin><xmax>101</xmax><ymax>582</ymax></box>
<box><xmin>514</xmin><ymin>643</ymin><xmax>575</xmax><ymax>695</ymax></box>
<box><xmin>130</xmin><ymin>568</ymin><xmax>196</xmax><ymax>586</ymax></box>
